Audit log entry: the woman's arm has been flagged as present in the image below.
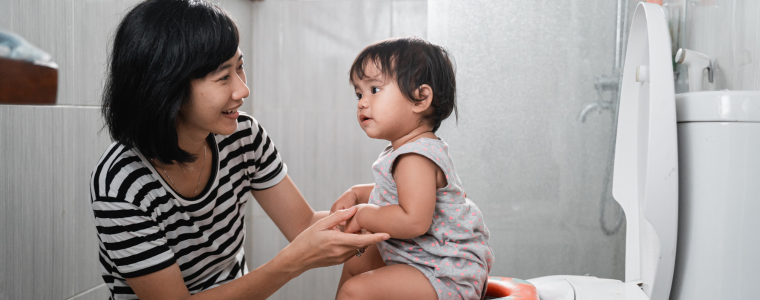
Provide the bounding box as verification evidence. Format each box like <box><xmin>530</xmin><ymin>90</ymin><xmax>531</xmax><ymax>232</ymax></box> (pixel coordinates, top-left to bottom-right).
<box><xmin>251</xmin><ymin>175</ymin><xmax>324</xmax><ymax>241</ymax></box>
<box><xmin>346</xmin><ymin>154</ymin><xmax>438</xmax><ymax>239</ymax></box>
<box><xmin>127</xmin><ymin>207</ymin><xmax>390</xmax><ymax>300</ymax></box>
<box><xmin>127</xmin><ymin>253</ymin><xmax>298</xmax><ymax>300</ymax></box>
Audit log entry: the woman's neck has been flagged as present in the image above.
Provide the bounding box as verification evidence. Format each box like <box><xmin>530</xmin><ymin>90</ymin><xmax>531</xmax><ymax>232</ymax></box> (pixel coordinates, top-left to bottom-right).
<box><xmin>175</xmin><ymin>120</ymin><xmax>210</xmax><ymax>157</ymax></box>
<box><xmin>152</xmin><ymin>123</ymin><xmax>209</xmax><ymax>169</ymax></box>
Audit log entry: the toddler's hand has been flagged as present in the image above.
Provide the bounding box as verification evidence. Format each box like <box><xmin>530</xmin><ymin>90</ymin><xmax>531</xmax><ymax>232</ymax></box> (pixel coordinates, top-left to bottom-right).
<box><xmin>343</xmin><ymin>204</ymin><xmax>371</xmax><ymax>234</ymax></box>
<box><xmin>330</xmin><ymin>188</ymin><xmax>360</xmax><ymax>227</ymax></box>
<box><xmin>343</xmin><ymin>215</ymin><xmax>361</xmax><ymax>234</ymax></box>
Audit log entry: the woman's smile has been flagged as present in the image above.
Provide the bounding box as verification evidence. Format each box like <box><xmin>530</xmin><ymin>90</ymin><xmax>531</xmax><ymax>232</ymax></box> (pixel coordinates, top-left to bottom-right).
<box><xmin>222</xmin><ymin>106</ymin><xmax>241</xmax><ymax>119</ymax></box>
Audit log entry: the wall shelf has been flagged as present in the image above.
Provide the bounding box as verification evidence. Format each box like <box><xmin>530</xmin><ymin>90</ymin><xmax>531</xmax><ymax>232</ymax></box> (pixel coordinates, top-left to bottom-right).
<box><xmin>0</xmin><ymin>57</ymin><xmax>57</xmax><ymax>105</ymax></box>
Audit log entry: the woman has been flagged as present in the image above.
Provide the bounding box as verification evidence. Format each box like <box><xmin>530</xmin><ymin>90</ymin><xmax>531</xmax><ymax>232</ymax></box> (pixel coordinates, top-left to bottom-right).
<box><xmin>90</xmin><ymin>1</ymin><xmax>388</xmax><ymax>299</ymax></box>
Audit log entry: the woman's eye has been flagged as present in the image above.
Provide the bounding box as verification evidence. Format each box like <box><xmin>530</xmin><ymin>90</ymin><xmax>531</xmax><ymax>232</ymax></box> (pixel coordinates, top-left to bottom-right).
<box><xmin>219</xmin><ymin>75</ymin><xmax>230</xmax><ymax>81</ymax></box>
<box><xmin>371</xmin><ymin>87</ymin><xmax>380</xmax><ymax>94</ymax></box>
<box><xmin>356</xmin><ymin>93</ymin><xmax>362</xmax><ymax>100</ymax></box>
<box><xmin>237</xmin><ymin>63</ymin><xmax>245</xmax><ymax>71</ymax></box>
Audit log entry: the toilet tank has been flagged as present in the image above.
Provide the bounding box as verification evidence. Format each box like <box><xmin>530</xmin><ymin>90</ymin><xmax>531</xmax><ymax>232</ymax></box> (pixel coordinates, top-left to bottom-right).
<box><xmin>670</xmin><ymin>91</ymin><xmax>760</xmax><ymax>299</ymax></box>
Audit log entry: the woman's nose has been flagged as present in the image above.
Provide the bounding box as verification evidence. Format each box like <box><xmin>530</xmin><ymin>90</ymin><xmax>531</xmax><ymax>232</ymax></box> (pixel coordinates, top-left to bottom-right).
<box><xmin>232</xmin><ymin>73</ymin><xmax>250</xmax><ymax>100</ymax></box>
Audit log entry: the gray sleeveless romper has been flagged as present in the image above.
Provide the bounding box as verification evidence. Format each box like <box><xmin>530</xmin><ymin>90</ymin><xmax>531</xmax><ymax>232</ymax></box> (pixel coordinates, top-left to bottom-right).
<box><xmin>368</xmin><ymin>138</ymin><xmax>494</xmax><ymax>300</ymax></box>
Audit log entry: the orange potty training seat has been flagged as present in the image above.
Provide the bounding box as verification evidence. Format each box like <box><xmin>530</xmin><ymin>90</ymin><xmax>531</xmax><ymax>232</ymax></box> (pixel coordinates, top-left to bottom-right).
<box><xmin>482</xmin><ymin>276</ymin><xmax>539</xmax><ymax>300</ymax></box>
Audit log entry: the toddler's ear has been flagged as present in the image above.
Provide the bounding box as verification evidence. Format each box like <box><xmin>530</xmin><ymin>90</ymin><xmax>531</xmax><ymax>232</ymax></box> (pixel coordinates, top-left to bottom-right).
<box><xmin>412</xmin><ymin>84</ymin><xmax>433</xmax><ymax>114</ymax></box>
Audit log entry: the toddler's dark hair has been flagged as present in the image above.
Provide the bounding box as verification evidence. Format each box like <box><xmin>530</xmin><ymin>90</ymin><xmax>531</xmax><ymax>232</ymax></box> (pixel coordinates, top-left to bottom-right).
<box><xmin>349</xmin><ymin>37</ymin><xmax>457</xmax><ymax>132</ymax></box>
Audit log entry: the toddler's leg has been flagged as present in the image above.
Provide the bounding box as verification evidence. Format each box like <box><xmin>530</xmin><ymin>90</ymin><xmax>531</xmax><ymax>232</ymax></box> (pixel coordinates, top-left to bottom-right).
<box><xmin>336</xmin><ymin>264</ymin><xmax>438</xmax><ymax>300</ymax></box>
<box><xmin>336</xmin><ymin>243</ymin><xmax>386</xmax><ymax>298</ymax></box>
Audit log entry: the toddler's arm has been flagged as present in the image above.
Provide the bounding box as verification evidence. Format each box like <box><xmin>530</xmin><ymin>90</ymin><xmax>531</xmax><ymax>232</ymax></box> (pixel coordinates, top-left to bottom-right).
<box><xmin>348</xmin><ymin>153</ymin><xmax>438</xmax><ymax>239</ymax></box>
<box><xmin>330</xmin><ymin>183</ymin><xmax>375</xmax><ymax>215</ymax></box>
<box><xmin>350</xmin><ymin>183</ymin><xmax>375</xmax><ymax>204</ymax></box>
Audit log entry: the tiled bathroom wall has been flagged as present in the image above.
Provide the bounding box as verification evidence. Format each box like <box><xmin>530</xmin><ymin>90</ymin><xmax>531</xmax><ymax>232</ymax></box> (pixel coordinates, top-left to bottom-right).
<box><xmin>665</xmin><ymin>0</ymin><xmax>760</xmax><ymax>91</ymax></box>
<box><xmin>248</xmin><ymin>1</ymin><xmax>427</xmax><ymax>299</ymax></box>
<box><xmin>0</xmin><ymin>1</ymin><xmax>253</xmax><ymax>299</ymax></box>
<box><xmin>428</xmin><ymin>0</ymin><xmax>626</xmax><ymax>280</ymax></box>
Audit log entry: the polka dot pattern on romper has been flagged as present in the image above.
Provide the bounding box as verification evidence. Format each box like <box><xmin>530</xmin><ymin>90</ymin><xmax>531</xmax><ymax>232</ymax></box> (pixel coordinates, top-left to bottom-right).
<box><xmin>367</xmin><ymin>138</ymin><xmax>494</xmax><ymax>300</ymax></box>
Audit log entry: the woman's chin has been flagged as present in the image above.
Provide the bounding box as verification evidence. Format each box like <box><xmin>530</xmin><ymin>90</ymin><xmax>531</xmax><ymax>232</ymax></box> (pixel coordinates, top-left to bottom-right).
<box><xmin>212</xmin><ymin>123</ymin><xmax>238</xmax><ymax>136</ymax></box>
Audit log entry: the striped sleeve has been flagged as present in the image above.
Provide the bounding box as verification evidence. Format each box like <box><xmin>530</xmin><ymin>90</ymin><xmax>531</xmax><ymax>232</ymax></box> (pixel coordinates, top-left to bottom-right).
<box><xmin>240</xmin><ymin>115</ymin><xmax>287</xmax><ymax>190</ymax></box>
<box><xmin>91</xmin><ymin>197</ymin><xmax>176</xmax><ymax>278</ymax></box>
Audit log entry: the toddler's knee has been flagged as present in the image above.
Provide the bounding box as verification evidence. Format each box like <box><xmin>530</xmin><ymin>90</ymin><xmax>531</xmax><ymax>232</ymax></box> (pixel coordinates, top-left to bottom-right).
<box><xmin>336</xmin><ymin>277</ymin><xmax>365</xmax><ymax>300</ymax></box>
<box><xmin>344</xmin><ymin>256</ymin><xmax>367</xmax><ymax>277</ymax></box>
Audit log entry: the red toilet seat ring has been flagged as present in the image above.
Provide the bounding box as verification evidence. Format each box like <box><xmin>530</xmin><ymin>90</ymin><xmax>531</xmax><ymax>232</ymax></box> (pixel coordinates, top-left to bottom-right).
<box><xmin>483</xmin><ymin>276</ymin><xmax>539</xmax><ymax>300</ymax></box>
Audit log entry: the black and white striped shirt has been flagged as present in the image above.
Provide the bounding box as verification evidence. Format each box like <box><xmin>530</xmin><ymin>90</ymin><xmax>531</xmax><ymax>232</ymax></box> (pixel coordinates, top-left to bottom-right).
<box><xmin>90</xmin><ymin>114</ymin><xmax>286</xmax><ymax>299</ymax></box>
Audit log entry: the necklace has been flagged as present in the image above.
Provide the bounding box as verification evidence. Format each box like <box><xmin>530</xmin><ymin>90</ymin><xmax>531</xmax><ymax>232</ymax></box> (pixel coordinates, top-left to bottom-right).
<box><xmin>156</xmin><ymin>144</ymin><xmax>206</xmax><ymax>197</ymax></box>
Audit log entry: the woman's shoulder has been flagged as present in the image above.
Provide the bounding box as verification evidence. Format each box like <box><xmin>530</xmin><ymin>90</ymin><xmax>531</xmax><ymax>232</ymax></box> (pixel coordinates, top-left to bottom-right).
<box><xmin>92</xmin><ymin>142</ymin><xmax>140</xmax><ymax>175</ymax></box>
<box><xmin>90</xmin><ymin>141</ymin><xmax>153</xmax><ymax>201</ymax></box>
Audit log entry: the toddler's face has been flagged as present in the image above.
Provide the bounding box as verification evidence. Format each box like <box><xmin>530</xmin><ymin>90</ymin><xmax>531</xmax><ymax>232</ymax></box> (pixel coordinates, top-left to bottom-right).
<box><xmin>353</xmin><ymin>63</ymin><xmax>418</xmax><ymax>141</ymax></box>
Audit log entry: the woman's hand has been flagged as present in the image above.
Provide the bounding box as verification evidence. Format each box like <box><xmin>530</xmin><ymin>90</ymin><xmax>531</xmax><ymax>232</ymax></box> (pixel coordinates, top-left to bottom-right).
<box><xmin>281</xmin><ymin>206</ymin><xmax>390</xmax><ymax>273</ymax></box>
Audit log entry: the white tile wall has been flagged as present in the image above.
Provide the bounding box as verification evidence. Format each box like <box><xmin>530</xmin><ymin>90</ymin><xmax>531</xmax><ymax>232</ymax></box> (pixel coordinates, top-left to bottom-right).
<box><xmin>249</xmin><ymin>0</ymin><xmax>427</xmax><ymax>298</ymax></box>
<box><xmin>392</xmin><ymin>0</ymin><xmax>428</xmax><ymax>38</ymax></box>
<box><xmin>0</xmin><ymin>106</ymin><xmax>113</xmax><ymax>299</ymax></box>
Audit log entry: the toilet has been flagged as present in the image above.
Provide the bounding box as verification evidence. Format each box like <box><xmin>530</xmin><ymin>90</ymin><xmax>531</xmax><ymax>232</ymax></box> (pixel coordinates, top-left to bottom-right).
<box><xmin>491</xmin><ymin>2</ymin><xmax>760</xmax><ymax>300</ymax></box>
<box><xmin>523</xmin><ymin>4</ymin><xmax>677</xmax><ymax>299</ymax></box>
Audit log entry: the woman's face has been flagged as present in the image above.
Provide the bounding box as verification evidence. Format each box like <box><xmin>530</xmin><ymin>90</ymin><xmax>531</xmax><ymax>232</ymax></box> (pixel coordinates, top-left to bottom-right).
<box><xmin>178</xmin><ymin>48</ymin><xmax>249</xmax><ymax>137</ymax></box>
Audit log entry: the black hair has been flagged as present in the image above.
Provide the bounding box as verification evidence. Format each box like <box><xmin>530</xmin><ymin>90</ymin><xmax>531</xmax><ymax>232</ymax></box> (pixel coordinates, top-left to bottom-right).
<box><xmin>349</xmin><ymin>36</ymin><xmax>457</xmax><ymax>132</ymax></box>
<box><xmin>102</xmin><ymin>0</ymin><xmax>239</xmax><ymax>164</ymax></box>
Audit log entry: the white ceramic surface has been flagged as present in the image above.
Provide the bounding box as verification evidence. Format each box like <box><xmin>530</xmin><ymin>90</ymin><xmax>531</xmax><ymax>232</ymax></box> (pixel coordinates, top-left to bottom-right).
<box><xmin>670</xmin><ymin>91</ymin><xmax>760</xmax><ymax>300</ymax></box>
<box><xmin>675</xmin><ymin>90</ymin><xmax>760</xmax><ymax>122</ymax></box>
<box><xmin>527</xmin><ymin>275</ymin><xmax>649</xmax><ymax>300</ymax></box>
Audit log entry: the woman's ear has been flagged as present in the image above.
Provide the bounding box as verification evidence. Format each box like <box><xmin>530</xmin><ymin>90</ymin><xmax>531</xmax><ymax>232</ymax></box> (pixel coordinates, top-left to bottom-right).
<box><xmin>412</xmin><ymin>84</ymin><xmax>433</xmax><ymax>114</ymax></box>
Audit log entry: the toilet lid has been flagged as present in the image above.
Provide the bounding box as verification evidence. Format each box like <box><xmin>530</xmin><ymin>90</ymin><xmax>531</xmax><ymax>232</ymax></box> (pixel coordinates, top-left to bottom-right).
<box><xmin>612</xmin><ymin>3</ymin><xmax>679</xmax><ymax>300</ymax></box>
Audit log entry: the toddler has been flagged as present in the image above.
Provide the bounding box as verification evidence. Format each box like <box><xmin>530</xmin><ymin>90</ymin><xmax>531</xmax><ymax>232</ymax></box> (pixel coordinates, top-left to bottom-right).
<box><xmin>331</xmin><ymin>37</ymin><xmax>494</xmax><ymax>300</ymax></box>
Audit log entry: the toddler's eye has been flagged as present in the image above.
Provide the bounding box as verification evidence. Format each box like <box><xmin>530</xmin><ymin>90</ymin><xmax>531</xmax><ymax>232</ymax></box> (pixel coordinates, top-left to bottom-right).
<box><xmin>371</xmin><ymin>87</ymin><xmax>380</xmax><ymax>94</ymax></box>
<box><xmin>356</xmin><ymin>93</ymin><xmax>362</xmax><ymax>100</ymax></box>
